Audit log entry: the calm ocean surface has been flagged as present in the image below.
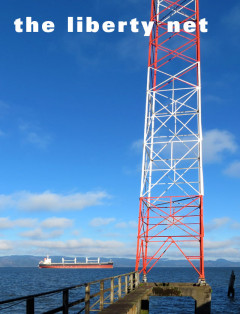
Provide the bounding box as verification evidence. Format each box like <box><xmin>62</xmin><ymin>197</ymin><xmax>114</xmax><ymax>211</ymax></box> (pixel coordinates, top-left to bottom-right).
<box><xmin>0</xmin><ymin>267</ymin><xmax>239</xmax><ymax>313</ymax></box>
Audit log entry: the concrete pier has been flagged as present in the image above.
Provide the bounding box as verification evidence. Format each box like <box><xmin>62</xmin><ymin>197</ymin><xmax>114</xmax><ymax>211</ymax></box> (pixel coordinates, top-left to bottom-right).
<box><xmin>100</xmin><ymin>282</ymin><xmax>211</xmax><ymax>314</ymax></box>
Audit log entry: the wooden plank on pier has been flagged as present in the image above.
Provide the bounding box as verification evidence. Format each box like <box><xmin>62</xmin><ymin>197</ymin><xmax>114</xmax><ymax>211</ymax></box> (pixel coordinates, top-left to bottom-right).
<box><xmin>99</xmin><ymin>285</ymin><xmax>152</xmax><ymax>314</ymax></box>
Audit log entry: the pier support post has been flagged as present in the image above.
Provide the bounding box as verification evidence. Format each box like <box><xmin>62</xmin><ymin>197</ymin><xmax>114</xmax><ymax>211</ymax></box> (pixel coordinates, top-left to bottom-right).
<box><xmin>140</xmin><ymin>297</ymin><xmax>149</xmax><ymax>314</ymax></box>
<box><xmin>110</xmin><ymin>278</ymin><xmax>114</xmax><ymax>303</ymax></box>
<box><xmin>118</xmin><ymin>276</ymin><xmax>122</xmax><ymax>298</ymax></box>
<box><xmin>26</xmin><ymin>297</ymin><xmax>34</xmax><ymax>314</ymax></box>
<box><xmin>195</xmin><ymin>295</ymin><xmax>211</xmax><ymax>314</ymax></box>
<box><xmin>62</xmin><ymin>289</ymin><xmax>69</xmax><ymax>314</ymax></box>
<box><xmin>100</xmin><ymin>280</ymin><xmax>104</xmax><ymax>310</ymax></box>
<box><xmin>85</xmin><ymin>283</ymin><xmax>90</xmax><ymax>314</ymax></box>
<box><xmin>192</xmin><ymin>284</ymin><xmax>212</xmax><ymax>314</ymax></box>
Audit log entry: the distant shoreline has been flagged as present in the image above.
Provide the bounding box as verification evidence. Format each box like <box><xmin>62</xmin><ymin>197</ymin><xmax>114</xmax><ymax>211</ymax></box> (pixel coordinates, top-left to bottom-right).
<box><xmin>1</xmin><ymin>265</ymin><xmax>240</xmax><ymax>268</ymax></box>
<box><xmin>0</xmin><ymin>256</ymin><xmax>239</xmax><ymax>268</ymax></box>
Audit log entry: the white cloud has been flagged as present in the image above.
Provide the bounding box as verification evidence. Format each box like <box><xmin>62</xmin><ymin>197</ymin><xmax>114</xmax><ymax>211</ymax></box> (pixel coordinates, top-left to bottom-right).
<box><xmin>202</xmin><ymin>237</ymin><xmax>240</xmax><ymax>260</ymax></box>
<box><xmin>20</xmin><ymin>228</ymin><xmax>64</xmax><ymax>240</ymax></box>
<box><xmin>3</xmin><ymin>234</ymin><xmax>240</xmax><ymax>260</ymax></box>
<box><xmin>0</xmin><ymin>240</ymin><xmax>12</xmax><ymax>250</ymax></box>
<box><xmin>103</xmin><ymin>232</ymin><xmax>121</xmax><ymax>238</ymax></box>
<box><xmin>205</xmin><ymin>217</ymin><xmax>240</xmax><ymax>233</ymax></box>
<box><xmin>115</xmin><ymin>222</ymin><xmax>127</xmax><ymax>228</ymax></box>
<box><xmin>0</xmin><ymin>195</ymin><xmax>12</xmax><ymax>209</ymax></box>
<box><xmin>19</xmin><ymin>122</ymin><xmax>52</xmax><ymax>149</ymax></box>
<box><xmin>0</xmin><ymin>190</ymin><xmax>109</xmax><ymax>212</ymax></box>
<box><xmin>223</xmin><ymin>161</ymin><xmax>240</xmax><ymax>178</ymax></box>
<box><xmin>15</xmin><ymin>218</ymin><xmax>38</xmax><ymax>228</ymax></box>
<box><xmin>146</xmin><ymin>238</ymin><xmax>240</xmax><ymax>261</ymax></box>
<box><xmin>131</xmin><ymin>139</ymin><xmax>143</xmax><ymax>153</ymax></box>
<box><xmin>41</xmin><ymin>217</ymin><xmax>73</xmax><ymax>229</ymax></box>
<box><xmin>23</xmin><ymin>238</ymin><xmax>128</xmax><ymax>257</ymax></box>
<box><xmin>26</xmin><ymin>132</ymin><xmax>52</xmax><ymax>149</ymax></box>
<box><xmin>0</xmin><ymin>217</ymin><xmax>37</xmax><ymax>229</ymax></box>
<box><xmin>204</xmin><ymin>247</ymin><xmax>240</xmax><ymax>261</ymax></box>
<box><xmin>0</xmin><ymin>217</ymin><xmax>74</xmax><ymax>232</ymax></box>
<box><xmin>129</xmin><ymin>221</ymin><xmax>138</xmax><ymax>228</ymax></box>
<box><xmin>0</xmin><ymin>217</ymin><xmax>14</xmax><ymax>229</ymax></box>
<box><xmin>203</xmin><ymin>129</ymin><xmax>237</xmax><ymax>163</ymax></box>
<box><xmin>115</xmin><ymin>220</ymin><xmax>138</xmax><ymax>229</ymax></box>
<box><xmin>205</xmin><ymin>239</ymin><xmax>231</xmax><ymax>250</ymax></box>
<box><xmin>205</xmin><ymin>217</ymin><xmax>230</xmax><ymax>232</ymax></box>
<box><xmin>231</xmin><ymin>221</ymin><xmax>240</xmax><ymax>230</ymax></box>
<box><xmin>90</xmin><ymin>217</ymin><xmax>115</xmax><ymax>227</ymax></box>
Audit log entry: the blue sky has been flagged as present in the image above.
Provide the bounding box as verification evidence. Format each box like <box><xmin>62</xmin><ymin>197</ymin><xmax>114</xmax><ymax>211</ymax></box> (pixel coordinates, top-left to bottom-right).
<box><xmin>0</xmin><ymin>0</ymin><xmax>240</xmax><ymax>261</ymax></box>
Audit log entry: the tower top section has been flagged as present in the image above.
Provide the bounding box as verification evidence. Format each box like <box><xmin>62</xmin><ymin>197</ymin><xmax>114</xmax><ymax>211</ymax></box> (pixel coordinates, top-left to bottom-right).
<box><xmin>140</xmin><ymin>0</ymin><xmax>204</xmax><ymax>199</ymax></box>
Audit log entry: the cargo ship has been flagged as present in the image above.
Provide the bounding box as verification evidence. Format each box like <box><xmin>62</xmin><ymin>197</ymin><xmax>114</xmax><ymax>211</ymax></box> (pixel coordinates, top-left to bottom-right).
<box><xmin>38</xmin><ymin>256</ymin><xmax>113</xmax><ymax>269</ymax></box>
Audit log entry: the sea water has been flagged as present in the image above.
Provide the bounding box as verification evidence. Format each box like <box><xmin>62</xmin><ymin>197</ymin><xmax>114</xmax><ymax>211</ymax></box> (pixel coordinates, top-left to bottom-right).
<box><xmin>0</xmin><ymin>267</ymin><xmax>239</xmax><ymax>313</ymax></box>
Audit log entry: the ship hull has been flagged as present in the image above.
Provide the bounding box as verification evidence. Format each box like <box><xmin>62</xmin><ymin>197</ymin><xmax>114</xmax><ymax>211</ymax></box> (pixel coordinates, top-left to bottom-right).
<box><xmin>39</xmin><ymin>263</ymin><xmax>113</xmax><ymax>269</ymax></box>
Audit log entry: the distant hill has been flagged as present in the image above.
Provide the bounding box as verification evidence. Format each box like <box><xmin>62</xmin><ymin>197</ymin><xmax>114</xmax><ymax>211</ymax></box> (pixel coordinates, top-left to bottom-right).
<box><xmin>0</xmin><ymin>255</ymin><xmax>239</xmax><ymax>267</ymax></box>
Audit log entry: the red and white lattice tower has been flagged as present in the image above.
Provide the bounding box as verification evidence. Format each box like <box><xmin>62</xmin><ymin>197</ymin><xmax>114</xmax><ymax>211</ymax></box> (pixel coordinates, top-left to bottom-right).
<box><xmin>136</xmin><ymin>0</ymin><xmax>205</xmax><ymax>283</ymax></box>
